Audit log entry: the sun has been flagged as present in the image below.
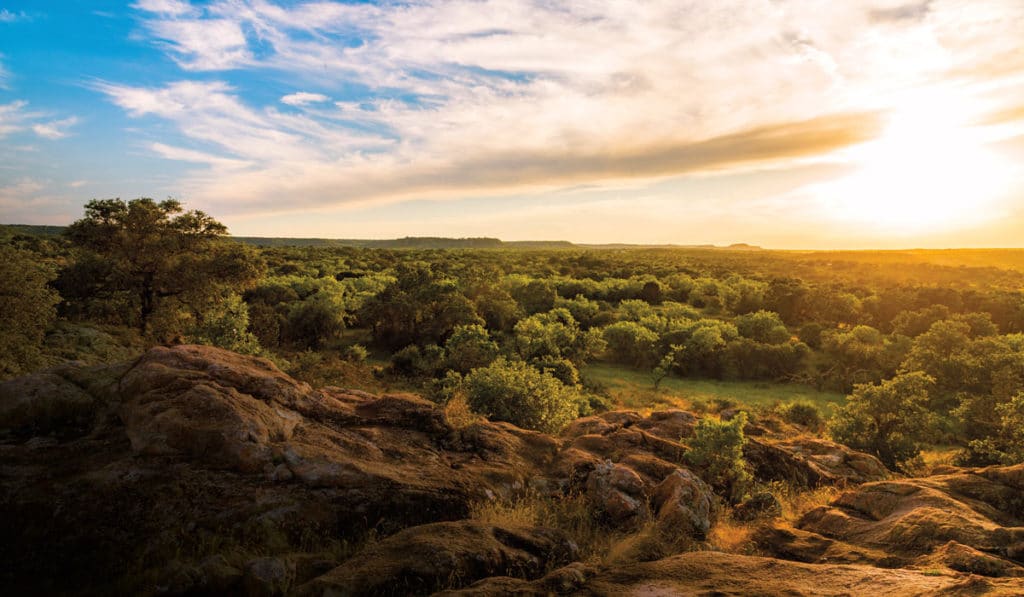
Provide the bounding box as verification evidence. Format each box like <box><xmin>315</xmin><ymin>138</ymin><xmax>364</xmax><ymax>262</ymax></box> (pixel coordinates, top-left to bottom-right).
<box><xmin>821</xmin><ymin>88</ymin><xmax>1013</xmax><ymax>233</ymax></box>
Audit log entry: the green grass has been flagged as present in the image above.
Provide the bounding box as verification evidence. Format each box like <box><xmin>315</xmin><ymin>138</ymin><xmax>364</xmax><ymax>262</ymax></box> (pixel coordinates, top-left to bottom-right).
<box><xmin>582</xmin><ymin>362</ymin><xmax>844</xmax><ymax>413</ymax></box>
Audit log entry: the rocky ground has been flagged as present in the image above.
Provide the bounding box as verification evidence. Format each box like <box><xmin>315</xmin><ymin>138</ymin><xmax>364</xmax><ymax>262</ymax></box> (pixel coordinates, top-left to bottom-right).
<box><xmin>2</xmin><ymin>345</ymin><xmax>1022</xmax><ymax>596</ymax></box>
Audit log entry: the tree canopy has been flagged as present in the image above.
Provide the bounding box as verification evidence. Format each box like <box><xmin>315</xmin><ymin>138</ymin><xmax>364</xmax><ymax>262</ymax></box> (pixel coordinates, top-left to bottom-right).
<box><xmin>63</xmin><ymin>198</ymin><xmax>263</xmax><ymax>336</ymax></box>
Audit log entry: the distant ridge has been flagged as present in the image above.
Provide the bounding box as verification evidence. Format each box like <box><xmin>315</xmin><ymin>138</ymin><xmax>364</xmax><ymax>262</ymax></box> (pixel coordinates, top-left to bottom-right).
<box><xmin>1</xmin><ymin>224</ymin><xmax>759</xmax><ymax>250</ymax></box>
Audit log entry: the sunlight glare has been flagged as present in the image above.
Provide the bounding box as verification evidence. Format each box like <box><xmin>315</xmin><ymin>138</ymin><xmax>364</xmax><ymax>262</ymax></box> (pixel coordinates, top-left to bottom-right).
<box><xmin>822</xmin><ymin>89</ymin><xmax>1012</xmax><ymax>233</ymax></box>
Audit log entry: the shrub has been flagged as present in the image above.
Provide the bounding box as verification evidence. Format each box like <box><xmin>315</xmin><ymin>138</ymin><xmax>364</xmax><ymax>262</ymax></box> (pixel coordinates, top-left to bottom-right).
<box><xmin>343</xmin><ymin>344</ymin><xmax>369</xmax><ymax>362</ymax></box>
<box><xmin>778</xmin><ymin>401</ymin><xmax>823</xmax><ymax>431</ymax></box>
<box><xmin>462</xmin><ymin>358</ymin><xmax>583</xmax><ymax>433</ymax></box>
<box><xmin>0</xmin><ymin>246</ymin><xmax>60</xmax><ymax>378</ymax></box>
<box><xmin>684</xmin><ymin>412</ymin><xmax>752</xmax><ymax>504</ymax></box>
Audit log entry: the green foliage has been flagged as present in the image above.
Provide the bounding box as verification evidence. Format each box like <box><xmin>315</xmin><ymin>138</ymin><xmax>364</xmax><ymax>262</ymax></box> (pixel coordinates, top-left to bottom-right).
<box><xmin>514</xmin><ymin>308</ymin><xmax>604</xmax><ymax>365</ymax></box>
<box><xmin>284</xmin><ymin>292</ymin><xmax>347</xmax><ymax>349</ymax></box>
<box><xmin>390</xmin><ymin>343</ymin><xmax>446</xmax><ymax>377</ymax></box>
<box><xmin>602</xmin><ymin>321</ymin><xmax>660</xmax><ymax>368</ymax></box>
<box><xmin>360</xmin><ymin>263</ymin><xmax>483</xmax><ymax>349</ymax></box>
<box><xmin>188</xmin><ymin>294</ymin><xmax>262</xmax><ymax>355</ymax></box>
<box><xmin>684</xmin><ymin>412</ymin><xmax>752</xmax><ymax>504</ymax></box>
<box><xmin>735</xmin><ymin>310</ymin><xmax>790</xmax><ymax>344</ymax></box>
<box><xmin>462</xmin><ymin>358</ymin><xmax>584</xmax><ymax>433</ymax></box>
<box><xmin>828</xmin><ymin>372</ymin><xmax>936</xmax><ymax>470</ymax></box>
<box><xmin>820</xmin><ymin>324</ymin><xmax>908</xmax><ymax>391</ymax></box>
<box><xmin>343</xmin><ymin>344</ymin><xmax>369</xmax><ymax>362</ymax></box>
<box><xmin>0</xmin><ymin>246</ymin><xmax>60</xmax><ymax>378</ymax></box>
<box><xmin>960</xmin><ymin>393</ymin><xmax>1024</xmax><ymax>465</ymax></box>
<box><xmin>778</xmin><ymin>401</ymin><xmax>824</xmax><ymax>431</ymax></box>
<box><xmin>62</xmin><ymin>198</ymin><xmax>263</xmax><ymax>336</ymax></box>
<box><xmin>509</xmin><ymin>278</ymin><xmax>556</xmax><ymax>315</ymax></box>
<box><xmin>444</xmin><ymin>324</ymin><xmax>500</xmax><ymax>374</ymax></box>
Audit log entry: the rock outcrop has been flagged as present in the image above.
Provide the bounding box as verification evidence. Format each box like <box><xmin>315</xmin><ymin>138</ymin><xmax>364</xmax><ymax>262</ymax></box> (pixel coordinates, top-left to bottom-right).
<box><xmin>2</xmin><ymin>345</ymin><xmax>1022</xmax><ymax>595</ymax></box>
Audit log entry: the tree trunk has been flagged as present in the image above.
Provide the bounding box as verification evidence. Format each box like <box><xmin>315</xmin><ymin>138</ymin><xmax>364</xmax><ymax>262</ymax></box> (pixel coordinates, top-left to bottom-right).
<box><xmin>140</xmin><ymin>273</ymin><xmax>155</xmax><ymax>335</ymax></box>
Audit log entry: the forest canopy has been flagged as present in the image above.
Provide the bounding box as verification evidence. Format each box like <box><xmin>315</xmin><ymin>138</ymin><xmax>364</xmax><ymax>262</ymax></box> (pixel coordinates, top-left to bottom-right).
<box><xmin>4</xmin><ymin>200</ymin><xmax>1024</xmax><ymax>471</ymax></box>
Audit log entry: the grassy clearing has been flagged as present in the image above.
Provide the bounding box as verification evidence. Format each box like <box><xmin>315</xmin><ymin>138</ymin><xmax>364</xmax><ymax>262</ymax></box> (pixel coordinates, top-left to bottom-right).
<box><xmin>583</xmin><ymin>362</ymin><xmax>844</xmax><ymax>414</ymax></box>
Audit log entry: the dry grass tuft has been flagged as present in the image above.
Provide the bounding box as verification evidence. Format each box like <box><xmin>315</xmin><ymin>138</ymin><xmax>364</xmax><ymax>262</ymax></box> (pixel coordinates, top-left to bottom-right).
<box><xmin>444</xmin><ymin>392</ymin><xmax>485</xmax><ymax>430</ymax></box>
<box><xmin>707</xmin><ymin>511</ymin><xmax>756</xmax><ymax>554</ymax></box>
<box><xmin>767</xmin><ymin>482</ymin><xmax>841</xmax><ymax>523</ymax></box>
<box><xmin>469</xmin><ymin>491</ymin><xmax>635</xmax><ymax>564</ymax></box>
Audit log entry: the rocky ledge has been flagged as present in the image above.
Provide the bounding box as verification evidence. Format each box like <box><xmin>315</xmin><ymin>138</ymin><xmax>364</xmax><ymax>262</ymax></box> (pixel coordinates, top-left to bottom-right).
<box><xmin>1</xmin><ymin>345</ymin><xmax>1022</xmax><ymax>595</ymax></box>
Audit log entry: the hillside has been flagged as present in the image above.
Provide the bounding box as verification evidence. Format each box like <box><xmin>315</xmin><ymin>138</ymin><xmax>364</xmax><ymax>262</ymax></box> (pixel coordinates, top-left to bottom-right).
<box><xmin>3</xmin><ymin>345</ymin><xmax>1023</xmax><ymax>595</ymax></box>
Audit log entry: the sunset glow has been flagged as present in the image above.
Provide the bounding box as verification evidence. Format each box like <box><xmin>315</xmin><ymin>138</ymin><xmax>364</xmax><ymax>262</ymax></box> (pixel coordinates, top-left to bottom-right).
<box><xmin>822</xmin><ymin>88</ymin><xmax>1015</xmax><ymax>232</ymax></box>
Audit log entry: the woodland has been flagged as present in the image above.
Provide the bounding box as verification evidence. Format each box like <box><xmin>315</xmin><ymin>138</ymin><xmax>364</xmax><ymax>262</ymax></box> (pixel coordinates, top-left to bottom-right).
<box><xmin>3</xmin><ymin>199</ymin><xmax>1024</xmax><ymax>595</ymax></box>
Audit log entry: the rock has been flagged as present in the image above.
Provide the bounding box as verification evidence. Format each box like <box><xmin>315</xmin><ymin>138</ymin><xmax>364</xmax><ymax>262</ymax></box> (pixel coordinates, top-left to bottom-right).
<box><xmin>0</xmin><ymin>372</ymin><xmax>95</xmax><ymax>438</ymax></box>
<box><xmin>928</xmin><ymin>541</ymin><xmax>1024</xmax><ymax>577</ymax></box>
<box><xmin>745</xmin><ymin>436</ymin><xmax>890</xmax><ymax>487</ymax></box>
<box><xmin>799</xmin><ymin>469</ymin><xmax>1024</xmax><ymax>561</ymax></box>
<box><xmin>585</xmin><ymin>461</ymin><xmax>649</xmax><ymax>526</ymax></box>
<box><xmin>0</xmin><ymin>346</ymin><xmax>563</xmax><ymax>595</ymax></box>
<box><xmin>733</xmin><ymin>490</ymin><xmax>783</xmax><ymax>521</ymax></box>
<box><xmin>650</xmin><ymin>468</ymin><xmax>717</xmax><ymax>540</ymax></box>
<box><xmin>438</xmin><ymin>551</ymin><xmax>1024</xmax><ymax>595</ymax></box>
<box><xmin>242</xmin><ymin>557</ymin><xmax>295</xmax><ymax>597</ymax></box>
<box><xmin>294</xmin><ymin>521</ymin><xmax>577</xmax><ymax>596</ymax></box>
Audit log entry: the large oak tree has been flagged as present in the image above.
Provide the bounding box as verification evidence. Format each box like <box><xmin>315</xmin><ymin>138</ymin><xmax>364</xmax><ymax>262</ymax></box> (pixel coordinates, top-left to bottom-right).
<box><xmin>64</xmin><ymin>198</ymin><xmax>263</xmax><ymax>336</ymax></box>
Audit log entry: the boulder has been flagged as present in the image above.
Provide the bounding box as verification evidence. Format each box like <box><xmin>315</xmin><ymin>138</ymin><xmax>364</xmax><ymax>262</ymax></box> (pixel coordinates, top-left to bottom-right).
<box><xmin>438</xmin><ymin>551</ymin><xmax>1024</xmax><ymax>595</ymax></box>
<box><xmin>650</xmin><ymin>468</ymin><xmax>717</xmax><ymax>540</ymax></box>
<box><xmin>745</xmin><ymin>436</ymin><xmax>890</xmax><ymax>487</ymax></box>
<box><xmin>585</xmin><ymin>461</ymin><xmax>649</xmax><ymax>526</ymax></box>
<box><xmin>294</xmin><ymin>521</ymin><xmax>577</xmax><ymax>596</ymax></box>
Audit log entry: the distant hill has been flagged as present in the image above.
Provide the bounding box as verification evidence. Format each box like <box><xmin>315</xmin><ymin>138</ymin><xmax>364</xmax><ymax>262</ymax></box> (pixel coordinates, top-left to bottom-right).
<box><xmin>232</xmin><ymin>236</ymin><xmax>576</xmax><ymax>250</ymax></box>
<box><xmin>3</xmin><ymin>224</ymin><xmax>757</xmax><ymax>251</ymax></box>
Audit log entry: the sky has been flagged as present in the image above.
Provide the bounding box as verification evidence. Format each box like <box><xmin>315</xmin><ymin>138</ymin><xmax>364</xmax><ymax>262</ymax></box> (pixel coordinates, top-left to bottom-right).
<box><xmin>1</xmin><ymin>0</ymin><xmax>1023</xmax><ymax>248</ymax></box>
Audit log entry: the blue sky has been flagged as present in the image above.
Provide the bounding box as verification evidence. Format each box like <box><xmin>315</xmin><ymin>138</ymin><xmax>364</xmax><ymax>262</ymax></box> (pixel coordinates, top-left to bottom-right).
<box><xmin>2</xmin><ymin>1</ymin><xmax>1024</xmax><ymax>247</ymax></box>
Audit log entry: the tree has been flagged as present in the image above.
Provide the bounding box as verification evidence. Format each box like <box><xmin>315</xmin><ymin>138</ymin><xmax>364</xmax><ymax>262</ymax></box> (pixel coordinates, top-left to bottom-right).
<box><xmin>64</xmin><ymin>198</ymin><xmax>262</xmax><ymax>336</ymax></box>
<box><xmin>360</xmin><ymin>263</ymin><xmax>483</xmax><ymax>349</ymax></box>
<box><xmin>735</xmin><ymin>310</ymin><xmax>790</xmax><ymax>344</ymax></box>
<box><xmin>0</xmin><ymin>246</ymin><xmax>60</xmax><ymax>378</ymax></box>
<box><xmin>444</xmin><ymin>324</ymin><xmax>500</xmax><ymax>373</ymax></box>
<box><xmin>602</xmin><ymin>320</ymin><xmax>660</xmax><ymax>368</ymax></box>
<box><xmin>828</xmin><ymin>372</ymin><xmax>935</xmax><ymax>470</ymax></box>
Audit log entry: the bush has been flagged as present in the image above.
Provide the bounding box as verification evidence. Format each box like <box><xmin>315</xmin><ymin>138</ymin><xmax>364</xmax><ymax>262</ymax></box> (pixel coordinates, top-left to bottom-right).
<box><xmin>462</xmin><ymin>358</ymin><xmax>584</xmax><ymax>433</ymax></box>
<box><xmin>0</xmin><ymin>246</ymin><xmax>60</xmax><ymax>378</ymax></box>
<box><xmin>778</xmin><ymin>401</ymin><xmax>823</xmax><ymax>431</ymax></box>
<box><xmin>343</xmin><ymin>344</ymin><xmax>369</xmax><ymax>362</ymax></box>
<box><xmin>684</xmin><ymin>412</ymin><xmax>752</xmax><ymax>504</ymax></box>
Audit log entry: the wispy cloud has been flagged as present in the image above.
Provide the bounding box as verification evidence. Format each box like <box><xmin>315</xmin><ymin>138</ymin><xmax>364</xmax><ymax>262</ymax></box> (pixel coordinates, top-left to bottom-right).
<box><xmin>108</xmin><ymin>0</ymin><xmax>1024</xmax><ymax>217</ymax></box>
<box><xmin>281</xmin><ymin>92</ymin><xmax>329</xmax><ymax>107</ymax></box>
<box><xmin>0</xmin><ymin>54</ymin><xmax>8</xmax><ymax>89</ymax></box>
<box><xmin>0</xmin><ymin>101</ymin><xmax>31</xmax><ymax>138</ymax></box>
<box><xmin>32</xmin><ymin>116</ymin><xmax>79</xmax><ymax>140</ymax></box>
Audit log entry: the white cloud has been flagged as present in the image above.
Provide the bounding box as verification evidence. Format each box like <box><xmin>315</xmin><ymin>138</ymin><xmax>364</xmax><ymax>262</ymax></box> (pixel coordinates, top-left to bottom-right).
<box><xmin>132</xmin><ymin>0</ymin><xmax>195</xmax><ymax>17</ymax></box>
<box><xmin>280</xmin><ymin>92</ymin><xmax>329</xmax><ymax>106</ymax></box>
<box><xmin>0</xmin><ymin>101</ymin><xmax>30</xmax><ymax>138</ymax></box>
<box><xmin>32</xmin><ymin>116</ymin><xmax>79</xmax><ymax>140</ymax></box>
<box><xmin>115</xmin><ymin>0</ymin><xmax>1024</xmax><ymax>218</ymax></box>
